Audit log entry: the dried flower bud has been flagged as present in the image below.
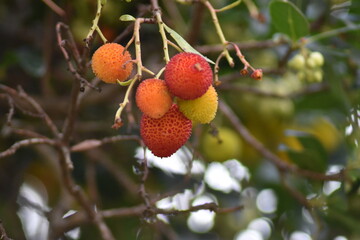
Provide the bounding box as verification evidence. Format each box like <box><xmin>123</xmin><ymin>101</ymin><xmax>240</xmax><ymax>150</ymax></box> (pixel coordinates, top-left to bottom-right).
<box><xmin>251</xmin><ymin>69</ymin><xmax>263</xmax><ymax>80</ymax></box>
<box><xmin>240</xmin><ymin>68</ymin><xmax>249</xmax><ymax>76</ymax></box>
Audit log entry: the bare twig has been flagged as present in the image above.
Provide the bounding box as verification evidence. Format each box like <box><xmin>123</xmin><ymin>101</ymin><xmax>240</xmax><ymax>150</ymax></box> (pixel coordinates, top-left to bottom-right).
<box><xmin>196</xmin><ymin>39</ymin><xmax>287</xmax><ymax>54</ymax></box>
<box><xmin>0</xmin><ymin>84</ymin><xmax>60</xmax><ymax>137</ymax></box>
<box><xmin>41</xmin><ymin>0</ymin><xmax>66</xmax><ymax>18</ymax></box>
<box><xmin>58</xmin><ymin>200</ymin><xmax>243</xmax><ymax>236</ymax></box>
<box><xmin>57</xmin><ymin>145</ymin><xmax>115</xmax><ymax>240</ymax></box>
<box><xmin>0</xmin><ymin>138</ymin><xmax>56</xmax><ymax>159</ymax></box>
<box><xmin>56</xmin><ymin>22</ymin><xmax>101</xmax><ymax>92</ymax></box>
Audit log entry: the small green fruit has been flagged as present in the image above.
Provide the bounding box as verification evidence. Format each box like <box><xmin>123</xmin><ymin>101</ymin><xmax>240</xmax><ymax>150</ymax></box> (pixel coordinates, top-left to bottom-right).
<box><xmin>309</xmin><ymin>51</ymin><xmax>324</xmax><ymax>67</ymax></box>
<box><xmin>288</xmin><ymin>54</ymin><xmax>305</xmax><ymax>71</ymax></box>
<box><xmin>202</xmin><ymin>127</ymin><xmax>242</xmax><ymax>162</ymax></box>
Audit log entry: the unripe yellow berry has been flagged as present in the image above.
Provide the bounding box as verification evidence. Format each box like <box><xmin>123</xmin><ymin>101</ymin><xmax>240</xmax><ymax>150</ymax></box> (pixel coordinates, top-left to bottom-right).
<box><xmin>178</xmin><ymin>85</ymin><xmax>218</xmax><ymax>124</ymax></box>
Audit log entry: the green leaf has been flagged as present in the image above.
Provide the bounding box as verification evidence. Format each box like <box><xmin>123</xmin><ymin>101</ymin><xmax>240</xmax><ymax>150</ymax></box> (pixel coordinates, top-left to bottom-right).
<box><xmin>163</xmin><ymin>24</ymin><xmax>215</xmax><ymax>64</ymax></box>
<box><xmin>269</xmin><ymin>0</ymin><xmax>310</xmax><ymax>41</ymax></box>
<box><xmin>119</xmin><ymin>14</ymin><xmax>136</xmax><ymax>22</ymax></box>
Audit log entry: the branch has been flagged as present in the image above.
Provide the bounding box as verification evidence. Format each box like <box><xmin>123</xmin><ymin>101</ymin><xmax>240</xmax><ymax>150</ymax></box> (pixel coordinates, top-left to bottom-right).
<box><xmin>196</xmin><ymin>39</ymin><xmax>287</xmax><ymax>54</ymax></box>
<box><xmin>57</xmin><ymin>201</ymin><xmax>243</xmax><ymax>236</ymax></box>
<box><xmin>56</xmin><ymin>145</ymin><xmax>115</xmax><ymax>240</ymax></box>
<box><xmin>41</xmin><ymin>0</ymin><xmax>66</xmax><ymax>18</ymax></box>
<box><xmin>56</xmin><ymin>22</ymin><xmax>101</xmax><ymax>92</ymax></box>
<box><xmin>218</xmin><ymin>100</ymin><xmax>345</xmax><ymax>181</ymax></box>
<box><xmin>0</xmin><ymin>84</ymin><xmax>60</xmax><ymax>137</ymax></box>
<box><xmin>71</xmin><ymin>135</ymin><xmax>141</xmax><ymax>152</ymax></box>
<box><xmin>0</xmin><ymin>138</ymin><xmax>56</xmax><ymax>159</ymax></box>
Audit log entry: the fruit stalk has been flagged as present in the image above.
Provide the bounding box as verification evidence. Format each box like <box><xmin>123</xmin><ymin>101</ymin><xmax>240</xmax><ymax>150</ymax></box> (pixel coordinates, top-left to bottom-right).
<box><xmin>151</xmin><ymin>0</ymin><xmax>170</xmax><ymax>63</ymax></box>
<box><xmin>85</xmin><ymin>0</ymin><xmax>107</xmax><ymax>45</ymax></box>
<box><xmin>202</xmin><ymin>0</ymin><xmax>234</xmax><ymax>67</ymax></box>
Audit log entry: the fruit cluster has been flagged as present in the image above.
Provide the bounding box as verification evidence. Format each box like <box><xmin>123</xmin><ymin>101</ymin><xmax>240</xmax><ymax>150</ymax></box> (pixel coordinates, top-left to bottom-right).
<box><xmin>91</xmin><ymin>45</ymin><xmax>218</xmax><ymax>158</ymax></box>
<box><xmin>137</xmin><ymin>52</ymin><xmax>218</xmax><ymax>157</ymax></box>
<box><xmin>288</xmin><ymin>50</ymin><xmax>324</xmax><ymax>83</ymax></box>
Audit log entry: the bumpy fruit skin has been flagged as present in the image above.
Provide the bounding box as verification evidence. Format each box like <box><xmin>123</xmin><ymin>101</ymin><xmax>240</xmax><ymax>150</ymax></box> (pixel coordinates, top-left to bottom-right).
<box><xmin>178</xmin><ymin>85</ymin><xmax>218</xmax><ymax>124</ymax></box>
<box><xmin>140</xmin><ymin>104</ymin><xmax>192</xmax><ymax>158</ymax></box>
<box><xmin>136</xmin><ymin>79</ymin><xmax>173</xmax><ymax>119</ymax></box>
<box><xmin>164</xmin><ymin>52</ymin><xmax>213</xmax><ymax>100</ymax></box>
<box><xmin>202</xmin><ymin>127</ymin><xmax>242</xmax><ymax>162</ymax></box>
<box><xmin>91</xmin><ymin>43</ymin><xmax>133</xmax><ymax>83</ymax></box>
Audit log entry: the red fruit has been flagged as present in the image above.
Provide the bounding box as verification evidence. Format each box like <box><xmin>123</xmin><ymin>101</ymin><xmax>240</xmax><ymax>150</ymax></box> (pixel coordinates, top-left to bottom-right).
<box><xmin>91</xmin><ymin>43</ymin><xmax>133</xmax><ymax>83</ymax></box>
<box><xmin>164</xmin><ymin>52</ymin><xmax>213</xmax><ymax>100</ymax></box>
<box><xmin>135</xmin><ymin>79</ymin><xmax>173</xmax><ymax>119</ymax></box>
<box><xmin>140</xmin><ymin>104</ymin><xmax>192</xmax><ymax>158</ymax></box>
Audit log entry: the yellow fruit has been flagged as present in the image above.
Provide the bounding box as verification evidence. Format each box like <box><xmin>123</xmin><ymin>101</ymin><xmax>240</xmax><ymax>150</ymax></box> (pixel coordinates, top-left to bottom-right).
<box><xmin>178</xmin><ymin>85</ymin><xmax>218</xmax><ymax>124</ymax></box>
<box><xmin>202</xmin><ymin>127</ymin><xmax>242</xmax><ymax>162</ymax></box>
<box><xmin>305</xmin><ymin>117</ymin><xmax>341</xmax><ymax>152</ymax></box>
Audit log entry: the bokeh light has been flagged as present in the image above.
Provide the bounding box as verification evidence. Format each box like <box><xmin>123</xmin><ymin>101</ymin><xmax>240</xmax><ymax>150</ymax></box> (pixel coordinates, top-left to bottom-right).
<box><xmin>290</xmin><ymin>231</ymin><xmax>312</xmax><ymax>240</ymax></box>
<box><xmin>256</xmin><ymin>189</ymin><xmax>278</xmax><ymax>214</ymax></box>
<box><xmin>187</xmin><ymin>195</ymin><xmax>216</xmax><ymax>233</ymax></box>
<box><xmin>234</xmin><ymin>229</ymin><xmax>264</xmax><ymax>240</ymax></box>
<box><xmin>248</xmin><ymin>218</ymin><xmax>272</xmax><ymax>239</ymax></box>
<box><xmin>205</xmin><ymin>162</ymin><xmax>241</xmax><ymax>193</ymax></box>
<box><xmin>135</xmin><ymin>147</ymin><xmax>205</xmax><ymax>175</ymax></box>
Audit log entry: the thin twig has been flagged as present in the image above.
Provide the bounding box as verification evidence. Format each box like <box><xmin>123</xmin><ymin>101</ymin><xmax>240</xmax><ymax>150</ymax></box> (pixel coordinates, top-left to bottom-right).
<box><xmin>0</xmin><ymin>84</ymin><xmax>60</xmax><ymax>137</ymax></box>
<box><xmin>41</xmin><ymin>0</ymin><xmax>66</xmax><ymax>18</ymax></box>
<box><xmin>196</xmin><ymin>39</ymin><xmax>288</xmax><ymax>54</ymax></box>
<box><xmin>0</xmin><ymin>138</ymin><xmax>56</xmax><ymax>159</ymax></box>
<box><xmin>56</xmin><ymin>145</ymin><xmax>115</xmax><ymax>240</ymax></box>
<box><xmin>56</xmin><ymin>22</ymin><xmax>101</xmax><ymax>92</ymax></box>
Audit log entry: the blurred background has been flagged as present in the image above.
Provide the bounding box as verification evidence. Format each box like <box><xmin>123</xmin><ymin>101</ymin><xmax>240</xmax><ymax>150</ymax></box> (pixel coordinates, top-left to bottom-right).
<box><xmin>0</xmin><ymin>0</ymin><xmax>360</xmax><ymax>239</ymax></box>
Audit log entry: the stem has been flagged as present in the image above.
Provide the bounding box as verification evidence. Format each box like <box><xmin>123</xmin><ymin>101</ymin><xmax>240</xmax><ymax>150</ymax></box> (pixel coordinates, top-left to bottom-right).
<box><xmin>306</xmin><ymin>24</ymin><xmax>360</xmax><ymax>44</ymax></box>
<box><xmin>202</xmin><ymin>0</ymin><xmax>234</xmax><ymax>67</ymax></box>
<box><xmin>152</xmin><ymin>0</ymin><xmax>170</xmax><ymax>63</ymax></box>
<box><xmin>155</xmin><ymin>67</ymin><xmax>166</xmax><ymax>79</ymax></box>
<box><xmin>230</xmin><ymin>42</ymin><xmax>256</xmax><ymax>71</ymax></box>
<box><xmin>216</xmin><ymin>0</ymin><xmax>241</xmax><ymax>12</ymax></box>
<box><xmin>113</xmin><ymin>18</ymin><xmax>146</xmax><ymax>129</ymax></box>
<box><xmin>85</xmin><ymin>0</ymin><xmax>107</xmax><ymax>45</ymax></box>
<box><xmin>96</xmin><ymin>26</ymin><xmax>108</xmax><ymax>44</ymax></box>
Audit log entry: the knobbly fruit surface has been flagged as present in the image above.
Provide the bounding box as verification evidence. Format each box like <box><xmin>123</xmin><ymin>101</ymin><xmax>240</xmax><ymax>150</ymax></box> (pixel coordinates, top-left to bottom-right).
<box><xmin>140</xmin><ymin>104</ymin><xmax>192</xmax><ymax>158</ymax></box>
<box><xmin>91</xmin><ymin>43</ymin><xmax>133</xmax><ymax>83</ymax></box>
<box><xmin>164</xmin><ymin>52</ymin><xmax>213</xmax><ymax>100</ymax></box>
<box><xmin>136</xmin><ymin>78</ymin><xmax>173</xmax><ymax>119</ymax></box>
<box><xmin>202</xmin><ymin>127</ymin><xmax>242</xmax><ymax>162</ymax></box>
<box><xmin>178</xmin><ymin>85</ymin><xmax>218</xmax><ymax>124</ymax></box>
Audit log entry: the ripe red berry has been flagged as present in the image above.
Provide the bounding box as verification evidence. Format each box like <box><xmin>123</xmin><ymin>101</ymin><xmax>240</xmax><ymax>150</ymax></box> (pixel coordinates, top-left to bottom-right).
<box><xmin>164</xmin><ymin>52</ymin><xmax>213</xmax><ymax>100</ymax></box>
<box><xmin>91</xmin><ymin>43</ymin><xmax>133</xmax><ymax>83</ymax></box>
<box><xmin>135</xmin><ymin>78</ymin><xmax>173</xmax><ymax>119</ymax></box>
<box><xmin>140</xmin><ymin>104</ymin><xmax>192</xmax><ymax>158</ymax></box>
